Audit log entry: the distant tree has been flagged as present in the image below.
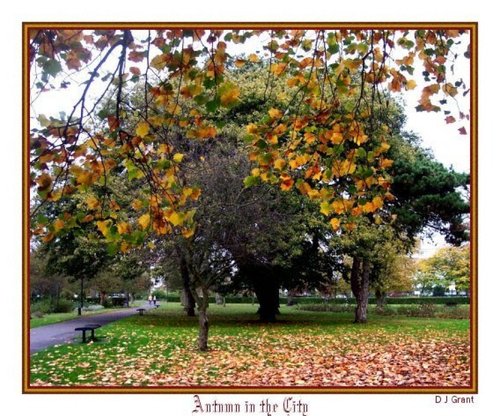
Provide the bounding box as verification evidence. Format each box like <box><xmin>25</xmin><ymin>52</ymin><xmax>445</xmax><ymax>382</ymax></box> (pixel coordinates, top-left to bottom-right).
<box><xmin>416</xmin><ymin>244</ymin><xmax>470</xmax><ymax>295</ymax></box>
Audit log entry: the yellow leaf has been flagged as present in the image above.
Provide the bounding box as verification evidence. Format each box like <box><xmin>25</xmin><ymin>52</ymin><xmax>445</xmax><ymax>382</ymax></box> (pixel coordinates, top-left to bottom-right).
<box><xmin>167</xmin><ymin>211</ymin><xmax>183</xmax><ymax>226</ymax></box>
<box><xmin>345</xmin><ymin>222</ymin><xmax>357</xmax><ymax>231</ymax></box>
<box><xmin>117</xmin><ymin>222</ymin><xmax>131</xmax><ymax>235</ymax></box>
<box><xmin>76</xmin><ymin>171</ymin><xmax>93</xmax><ymax>186</ymax></box>
<box><xmin>320</xmin><ymin>201</ymin><xmax>332</xmax><ymax>216</ymax></box>
<box><xmin>173</xmin><ymin>153</ymin><xmax>184</xmax><ymax>163</ymax></box>
<box><xmin>270</xmin><ymin>62</ymin><xmax>287</xmax><ymax>76</ymax></box>
<box><xmin>190</xmin><ymin>188</ymin><xmax>201</xmax><ymax>201</ymax></box>
<box><xmin>246</xmin><ymin>123</ymin><xmax>258</xmax><ymax>134</ymax></box>
<box><xmin>131</xmin><ymin>199</ymin><xmax>143</xmax><ymax>211</ymax></box>
<box><xmin>362</xmin><ymin>202</ymin><xmax>375</xmax><ymax>213</ymax></box>
<box><xmin>268</xmin><ymin>108</ymin><xmax>282</xmax><ymax>119</ymax></box>
<box><xmin>274</xmin><ymin>158</ymin><xmax>286</xmax><ymax>171</ymax></box>
<box><xmin>332</xmin><ymin>200</ymin><xmax>345</xmax><ymax>214</ymax></box>
<box><xmin>53</xmin><ymin>219</ymin><xmax>65</xmax><ymax>232</ymax></box>
<box><xmin>120</xmin><ymin>242</ymin><xmax>130</xmax><ymax>253</ymax></box>
<box><xmin>220</xmin><ymin>84</ymin><xmax>240</xmax><ymax>106</ymax></box>
<box><xmin>379</xmin><ymin>158</ymin><xmax>393</xmax><ymax>169</ymax></box>
<box><xmin>330</xmin><ymin>218</ymin><xmax>341</xmax><ymax>231</ymax></box>
<box><xmin>235</xmin><ymin>58</ymin><xmax>246</xmax><ymax>68</ymax></box>
<box><xmin>182</xmin><ymin>227</ymin><xmax>195</xmax><ymax>238</ymax></box>
<box><xmin>138</xmin><ymin>214</ymin><xmax>150</xmax><ymax>230</ymax></box>
<box><xmin>248</xmin><ymin>53</ymin><xmax>260</xmax><ymax>63</ymax></box>
<box><xmin>372</xmin><ymin>196</ymin><xmax>384</xmax><ymax>209</ymax></box>
<box><xmin>42</xmin><ymin>232</ymin><xmax>55</xmax><ymax>243</ymax></box>
<box><xmin>135</xmin><ymin>121</ymin><xmax>150</xmax><ymax>138</ymax></box>
<box><xmin>86</xmin><ymin>196</ymin><xmax>100</xmax><ymax>210</ymax></box>
<box><xmin>251</xmin><ymin>168</ymin><xmax>260</xmax><ymax>177</ymax></box>
<box><xmin>96</xmin><ymin>220</ymin><xmax>111</xmax><ymax>237</ymax></box>
<box><xmin>406</xmin><ymin>79</ymin><xmax>417</xmax><ymax>90</ymax></box>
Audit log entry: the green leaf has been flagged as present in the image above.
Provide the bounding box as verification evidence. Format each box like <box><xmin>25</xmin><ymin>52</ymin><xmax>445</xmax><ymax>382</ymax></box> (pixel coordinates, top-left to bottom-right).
<box><xmin>206</xmin><ymin>99</ymin><xmax>219</xmax><ymax>113</ymax></box>
<box><xmin>244</xmin><ymin>175</ymin><xmax>259</xmax><ymax>188</ymax></box>
<box><xmin>43</xmin><ymin>59</ymin><xmax>62</xmax><ymax>78</ymax></box>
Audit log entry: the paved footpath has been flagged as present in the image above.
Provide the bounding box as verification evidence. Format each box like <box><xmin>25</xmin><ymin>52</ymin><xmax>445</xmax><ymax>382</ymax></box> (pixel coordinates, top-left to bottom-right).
<box><xmin>30</xmin><ymin>303</ymin><xmax>156</xmax><ymax>355</ymax></box>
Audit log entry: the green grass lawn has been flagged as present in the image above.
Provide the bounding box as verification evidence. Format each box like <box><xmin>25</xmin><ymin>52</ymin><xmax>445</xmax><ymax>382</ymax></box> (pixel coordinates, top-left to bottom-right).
<box><xmin>30</xmin><ymin>302</ymin><xmax>143</xmax><ymax>328</ymax></box>
<box><xmin>30</xmin><ymin>303</ymin><xmax>470</xmax><ymax>388</ymax></box>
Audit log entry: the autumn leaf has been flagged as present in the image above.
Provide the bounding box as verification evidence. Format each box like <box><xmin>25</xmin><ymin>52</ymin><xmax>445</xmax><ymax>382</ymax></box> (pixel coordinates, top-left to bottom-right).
<box><xmin>135</xmin><ymin>122</ymin><xmax>150</xmax><ymax>138</ymax></box>
<box><xmin>274</xmin><ymin>158</ymin><xmax>286</xmax><ymax>171</ymax></box>
<box><xmin>173</xmin><ymin>153</ymin><xmax>184</xmax><ymax>163</ymax></box>
<box><xmin>319</xmin><ymin>201</ymin><xmax>332</xmax><ymax>216</ymax></box>
<box><xmin>36</xmin><ymin>173</ymin><xmax>52</xmax><ymax>191</ymax></box>
<box><xmin>219</xmin><ymin>83</ymin><xmax>240</xmax><ymax>107</ymax></box>
<box><xmin>53</xmin><ymin>218</ymin><xmax>65</xmax><ymax>232</ymax></box>
<box><xmin>182</xmin><ymin>227</ymin><xmax>195</xmax><ymax>238</ymax></box>
<box><xmin>268</xmin><ymin>108</ymin><xmax>282</xmax><ymax>119</ymax></box>
<box><xmin>76</xmin><ymin>171</ymin><xmax>94</xmax><ymax>186</ymax></box>
<box><xmin>117</xmin><ymin>222</ymin><xmax>131</xmax><ymax>235</ymax></box>
<box><xmin>280</xmin><ymin>174</ymin><xmax>294</xmax><ymax>191</ymax></box>
<box><xmin>234</xmin><ymin>58</ymin><xmax>246</xmax><ymax>68</ymax></box>
<box><xmin>330</xmin><ymin>217</ymin><xmax>341</xmax><ymax>230</ymax></box>
<box><xmin>96</xmin><ymin>220</ymin><xmax>111</xmax><ymax>237</ymax></box>
<box><xmin>85</xmin><ymin>196</ymin><xmax>100</xmax><ymax>210</ymax></box>
<box><xmin>458</xmin><ymin>127</ymin><xmax>467</xmax><ymax>135</ymax></box>
<box><xmin>129</xmin><ymin>66</ymin><xmax>141</xmax><ymax>76</ymax></box>
<box><xmin>138</xmin><ymin>214</ymin><xmax>150</xmax><ymax>230</ymax></box>
<box><xmin>248</xmin><ymin>53</ymin><xmax>260</xmax><ymax>63</ymax></box>
<box><xmin>406</xmin><ymin>79</ymin><xmax>417</xmax><ymax>90</ymax></box>
<box><xmin>107</xmin><ymin>115</ymin><xmax>119</xmax><ymax>132</ymax></box>
<box><xmin>166</xmin><ymin>211</ymin><xmax>183</xmax><ymax>226</ymax></box>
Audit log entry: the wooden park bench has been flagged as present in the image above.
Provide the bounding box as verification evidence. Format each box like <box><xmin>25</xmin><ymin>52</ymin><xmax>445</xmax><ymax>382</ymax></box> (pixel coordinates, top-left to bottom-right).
<box><xmin>75</xmin><ymin>324</ymin><xmax>101</xmax><ymax>343</ymax></box>
<box><xmin>137</xmin><ymin>308</ymin><xmax>146</xmax><ymax>315</ymax></box>
<box><xmin>155</xmin><ymin>303</ymin><xmax>160</xmax><ymax>308</ymax></box>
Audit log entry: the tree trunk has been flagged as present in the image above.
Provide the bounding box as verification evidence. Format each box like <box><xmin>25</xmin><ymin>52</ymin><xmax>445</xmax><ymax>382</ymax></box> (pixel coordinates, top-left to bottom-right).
<box><xmin>350</xmin><ymin>257</ymin><xmax>371</xmax><ymax>323</ymax></box>
<box><xmin>253</xmin><ymin>269</ymin><xmax>280</xmax><ymax>322</ymax></box>
<box><xmin>99</xmin><ymin>291</ymin><xmax>106</xmax><ymax>306</ymax></box>
<box><xmin>375</xmin><ymin>288</ymin><xmax>386</xmax><ymax>309</ymax></box>
<box><xmin>78</xmin><ymin>276</ymin><xmax>84</xmax><ymax>316</ymax></box>
<box><xmin>197</xmin><ymin>289</ymin><xmax>209</xmax><ymax>352</ymax></box>
<box><xmin>180</xmin><ymin>255</ymin><xmax>196</xmax><ymax>316</ymax></box>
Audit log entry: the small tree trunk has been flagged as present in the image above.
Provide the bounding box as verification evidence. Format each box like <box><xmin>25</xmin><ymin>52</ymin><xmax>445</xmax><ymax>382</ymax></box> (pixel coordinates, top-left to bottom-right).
<box><xmin>99</xmin><ymin>291</ymin><xmax>106</xmax><ymax>306</ymax></box>
<box><xmin>180</xmin><ymin>255</ymin><xmax>196</xmax><ymax>316</ymax></box>
<box><xmin>197</xmin><ymin>288</ymin><xmax>210</xmax><ymax>352</ymax></box>
<box><xmin>78</xmin><ymin>276</ymin><xmax>84</xmax><ymax>316</ymax></box>
<box><xmin>375</xmin><ymin>289</ymin><xmax>386</xmax><ymax>310</ymax></box>
<box><xmin>351</xmin><ymin>257</ymin><xmax>371</xmax><ymax>323</ymax></box>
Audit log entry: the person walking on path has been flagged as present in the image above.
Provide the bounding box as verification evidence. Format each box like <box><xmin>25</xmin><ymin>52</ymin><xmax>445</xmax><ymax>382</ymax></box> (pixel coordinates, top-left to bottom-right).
<box><xmin>153</xmin><ymin>295</ymin><xmax>157</xmax><ymax>306</ymax></box>
<box><xmin>148</xmin><ymin>294</ymin><xmax>152</xmax><ymax>305</ymax></box>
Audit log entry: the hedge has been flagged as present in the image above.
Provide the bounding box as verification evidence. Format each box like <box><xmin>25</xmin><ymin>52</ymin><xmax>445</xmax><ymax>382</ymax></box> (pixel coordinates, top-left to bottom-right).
<box><xmin>288</xmin><ymin>296</ymin><xmax>469</xmax><ymax>305</ymax></box>
<box><xmin>148</xmin><ymin>294</ymin><xmax>469</xmax><ymax>305</ymax></box>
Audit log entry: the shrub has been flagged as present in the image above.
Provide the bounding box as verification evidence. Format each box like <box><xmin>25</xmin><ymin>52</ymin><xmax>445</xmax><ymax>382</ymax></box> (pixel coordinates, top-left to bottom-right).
<box><xmin>31</xmin><ymin>298</ymin><xmax>75</xmax><ymax>314</ymax></box>
<box><xmin>151</xmin><ymin>289</ymin><xmax>170</xmax><ymax>300</ymax></box>
<box><xmin>296</xmin><ymin>304</ymin><xmax>355</xmax><ymax>313</ymax></box>
<box><xmin>31</xmin><ymin>299</ymin><xmax>53</xmax><ymax>314</ymax></box>
<box><xmin>372</xmin><ymin>306</ymin><xmax>398</xmax><ymax>316</ymax></box>
<box><xmin>52</xmin><ymin>299</ymin><xmax>75</xmax><ymax>313</ymax></box>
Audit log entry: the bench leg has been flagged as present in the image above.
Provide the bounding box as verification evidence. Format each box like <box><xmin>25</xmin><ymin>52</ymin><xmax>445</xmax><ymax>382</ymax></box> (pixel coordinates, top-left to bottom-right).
<box><xmin>82</xmin><ymin>330</ymin><xmax>86</xmax><ymax>343</ymax></box>
<box><xmin>91</xmin><ymin>329</ymin><xmax>95</xmax><ymax>341</ymax></box>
